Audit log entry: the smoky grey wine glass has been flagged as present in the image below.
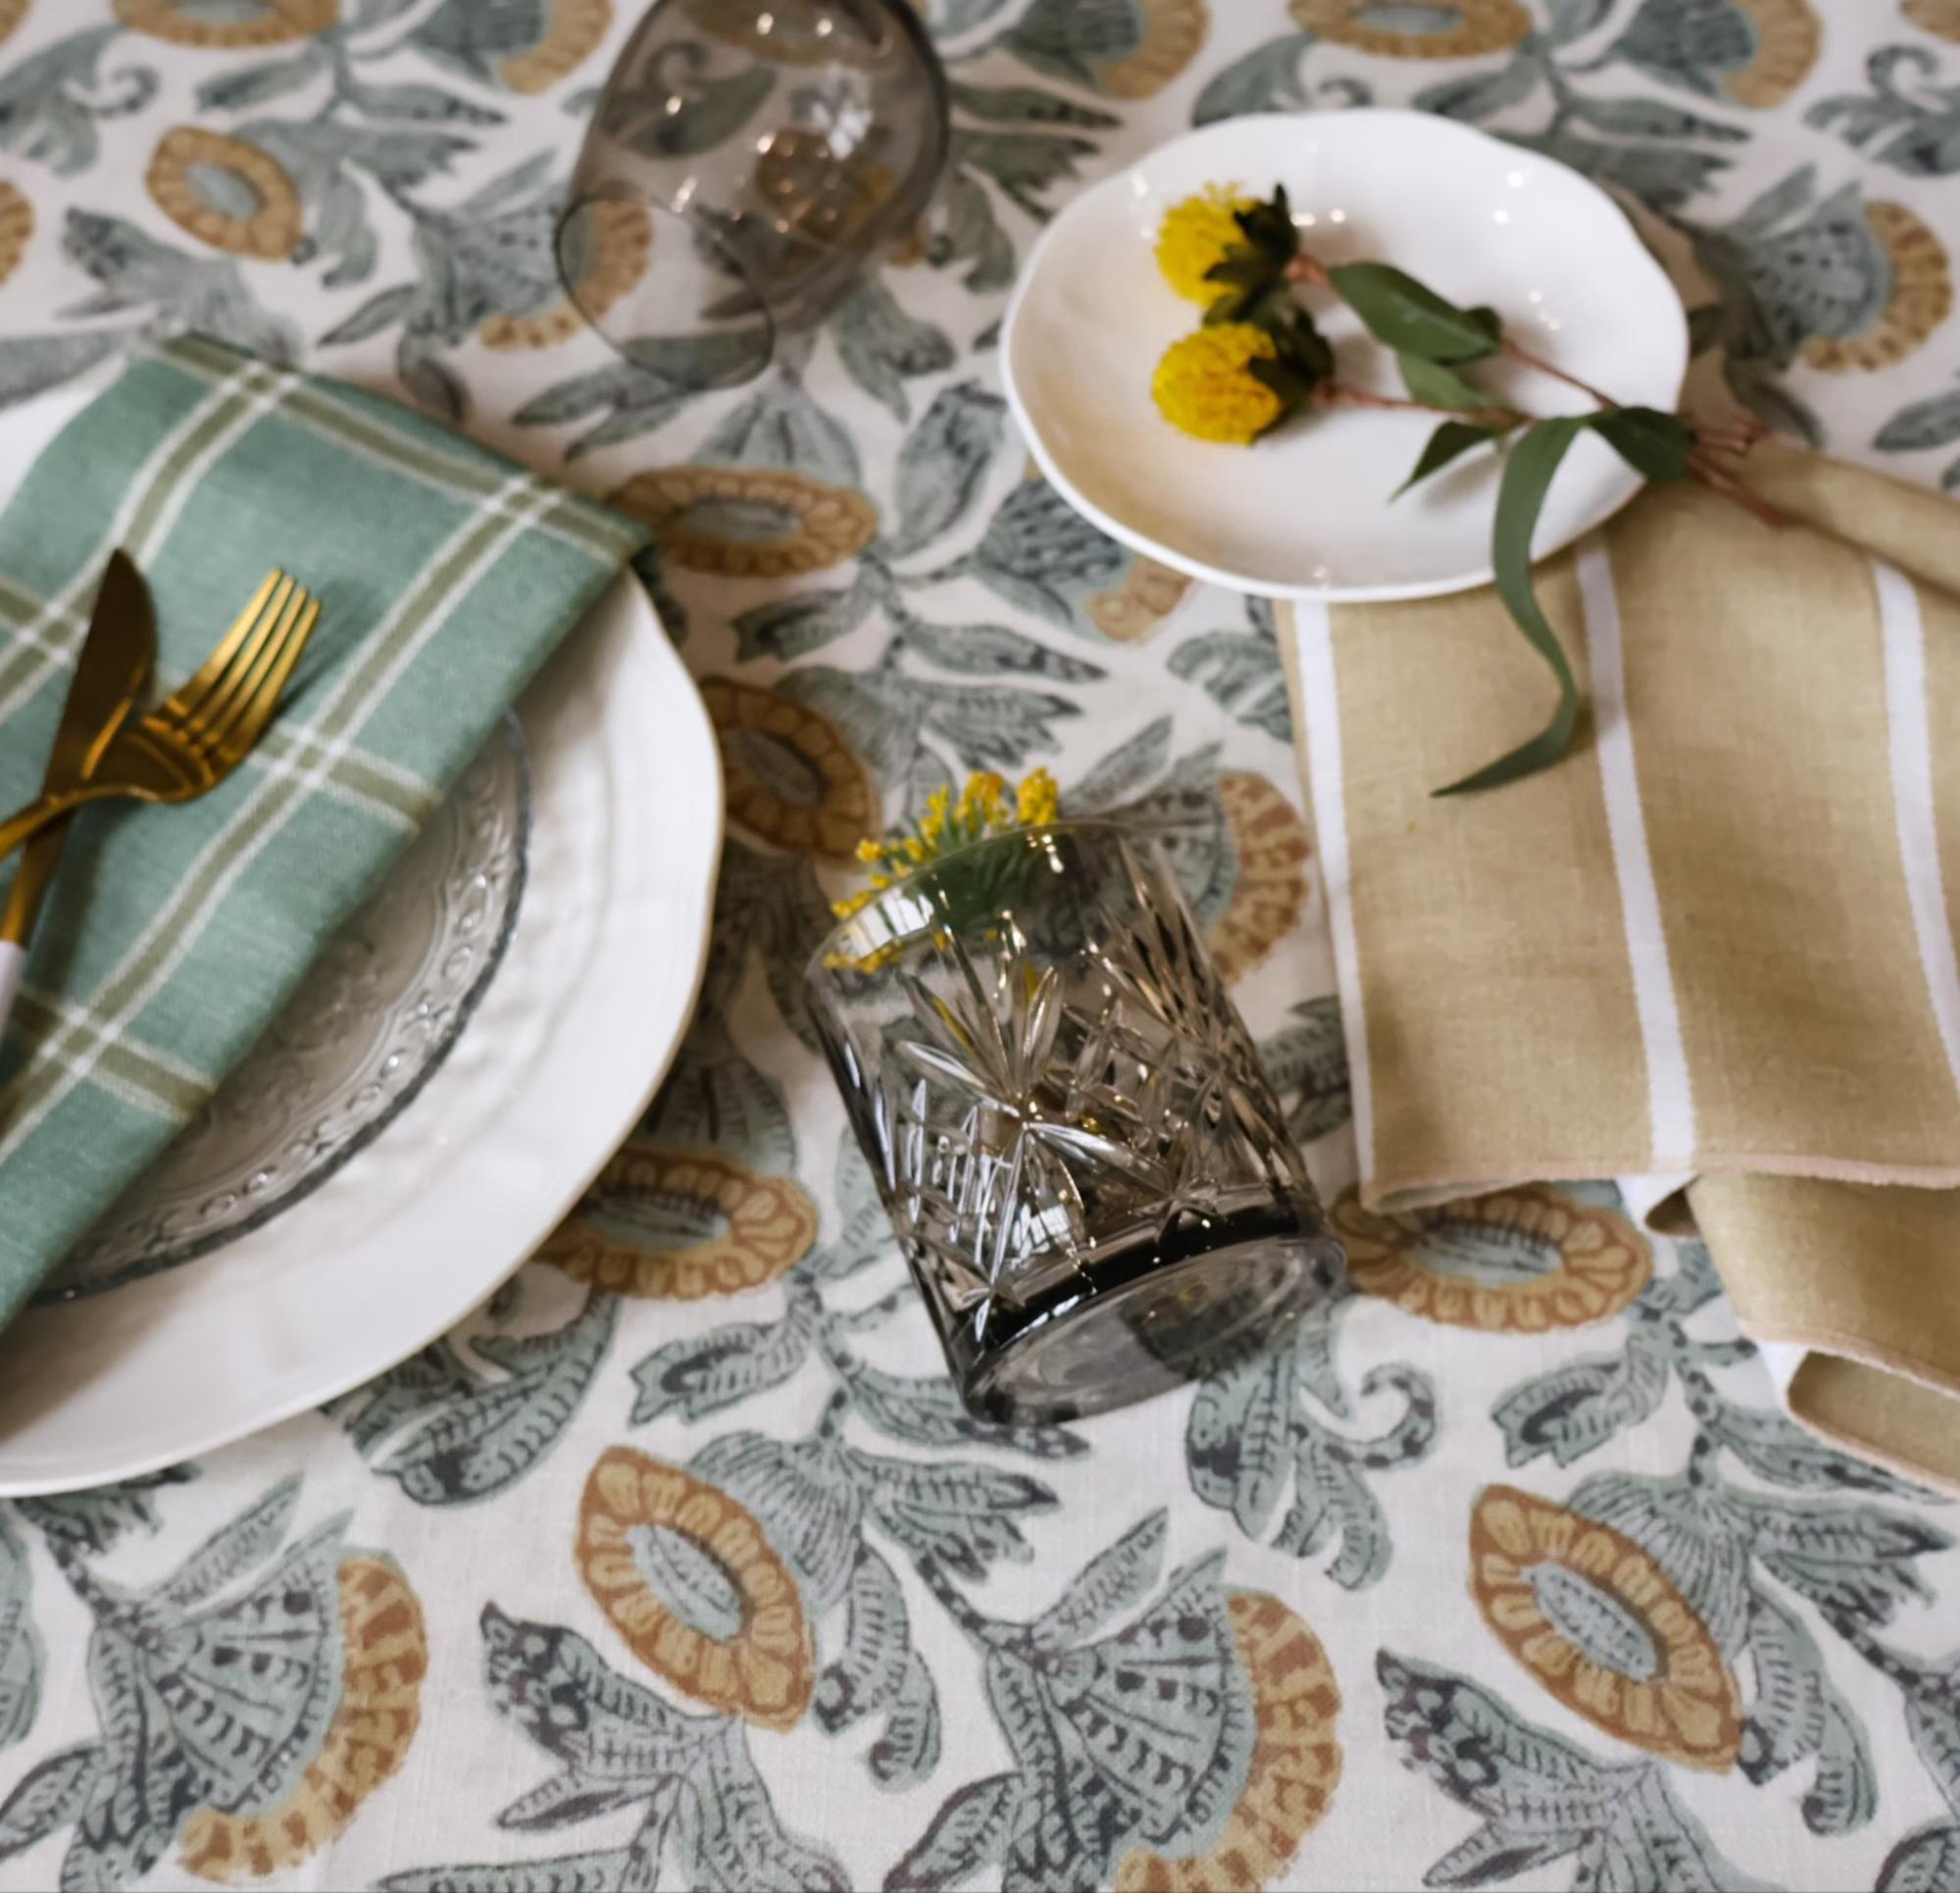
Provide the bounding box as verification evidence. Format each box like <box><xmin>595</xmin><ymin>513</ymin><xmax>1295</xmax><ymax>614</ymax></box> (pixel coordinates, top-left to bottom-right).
<box><xmin>557</xmin><ymin>0</ymin><xmax>949</xmax><ymax>392</ymax></box>
<box><xmin>805</xmin><ymin>822</ymin><xmax>1345</xmax><ymax>1423</ymax></box>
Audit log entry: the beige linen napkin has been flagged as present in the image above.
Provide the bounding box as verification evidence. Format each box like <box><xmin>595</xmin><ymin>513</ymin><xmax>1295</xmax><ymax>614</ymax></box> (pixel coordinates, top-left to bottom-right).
<box><xmin>1277</xmin><ymin>441</ymin><xmax>1960</xmax><ymax>1492</ymax></box>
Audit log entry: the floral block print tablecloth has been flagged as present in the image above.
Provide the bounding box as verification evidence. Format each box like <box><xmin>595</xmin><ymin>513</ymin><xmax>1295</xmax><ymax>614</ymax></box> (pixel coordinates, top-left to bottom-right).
<box><xmin>3</xmin><ymin>3</ymin><xmax>1960</xmax><ymax>1889</ymax></box>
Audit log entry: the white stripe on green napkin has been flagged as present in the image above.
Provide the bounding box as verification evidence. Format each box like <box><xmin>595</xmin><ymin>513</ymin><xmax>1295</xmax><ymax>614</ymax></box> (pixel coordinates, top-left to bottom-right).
<box><xmin>0</xmin><ymin>334</ymin><xmax>646</xmax><ymax>1327</ymax></box>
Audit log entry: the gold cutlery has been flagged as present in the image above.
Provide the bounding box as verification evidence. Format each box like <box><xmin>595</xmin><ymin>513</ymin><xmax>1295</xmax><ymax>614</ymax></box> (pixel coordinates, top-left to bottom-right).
<box><xmin>0</xmin><ymin>551</ymin><xmax>155</xmax><ymax>1029</ymax></box>
<box><xmin>0</xmin><ymin>569</ymin><xmax>321</xmax><ymax>864</ymax></box>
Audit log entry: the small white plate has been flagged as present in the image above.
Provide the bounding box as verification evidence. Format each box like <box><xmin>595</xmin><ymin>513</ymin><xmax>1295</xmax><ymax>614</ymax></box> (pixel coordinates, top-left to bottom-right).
<box><xmin>1001</xmin><ymin>109</ymin><xmax>1688</xmax><ymax>602</ymax></box>
<box><xmin>0</xmin><ymin>392</ymin><xmax>722</xmax><ymax>1494</ymax></box>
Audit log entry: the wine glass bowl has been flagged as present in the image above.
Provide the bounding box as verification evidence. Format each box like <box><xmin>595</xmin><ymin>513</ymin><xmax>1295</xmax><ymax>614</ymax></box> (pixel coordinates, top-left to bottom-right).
<box><xmin>557</xmin><ymin>0</ymin><xmax>949</xmax><ymax>391</ymax></box>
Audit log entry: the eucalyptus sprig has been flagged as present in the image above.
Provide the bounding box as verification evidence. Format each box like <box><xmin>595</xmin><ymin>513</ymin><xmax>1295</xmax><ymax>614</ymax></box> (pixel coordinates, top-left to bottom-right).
<box><xmin>1151</xmin><ymin>186</ymin><xmax>1782</xmax><ymax>794</ymax></box>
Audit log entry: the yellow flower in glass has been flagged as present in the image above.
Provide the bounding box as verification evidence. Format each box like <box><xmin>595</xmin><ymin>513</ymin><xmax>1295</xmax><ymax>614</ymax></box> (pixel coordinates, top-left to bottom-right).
<box><xmin>1152</xmin><ymin>324</ymin><xmax>1283</xmax><ymax>444</ymax></box>
<box><xmin>1155</xmin><ymin>184</ymin><xmax>1255</xmax><ymax>303</ymax></box>
<box><xmin>833</xmin><ymin>768</ymin><xmax>1061</xmax><ymax>921</ymax></box>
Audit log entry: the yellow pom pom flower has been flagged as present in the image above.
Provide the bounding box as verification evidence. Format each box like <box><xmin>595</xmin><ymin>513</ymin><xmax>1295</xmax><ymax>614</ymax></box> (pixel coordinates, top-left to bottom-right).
<box><xmin>1016</xmin><ymin>767</ymin><xmax>1059</xmax><ymax>826</ymax></box>
<box><xmin>832</xmin><ymin>768</ymin><xmax>1065</xmax><ymax>921</ymax></box>
<box><xmin>1152</xmin><ymin>324</ymin><xmax>1284</xmax><ymax>445</ymax></box>
<box><xmin>1156</xmin><ymin>185</ymin><xmax>1257</xmax><ymax>304</ymax></box>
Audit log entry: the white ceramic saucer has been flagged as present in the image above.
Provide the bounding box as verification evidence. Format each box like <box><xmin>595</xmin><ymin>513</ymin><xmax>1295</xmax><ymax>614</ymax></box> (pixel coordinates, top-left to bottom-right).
<box><xmin>0</xmin><ymin>387</ymin><xmax>722</xmax><ymax>1494</ymax></box>
<box><xmin>1002</xmin><ymin>110</ymin><xmax>1688</xmax><ymax>602</ymax></box>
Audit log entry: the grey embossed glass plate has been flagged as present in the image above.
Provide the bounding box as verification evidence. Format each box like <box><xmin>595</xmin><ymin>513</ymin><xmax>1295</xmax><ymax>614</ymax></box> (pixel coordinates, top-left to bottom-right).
<box><xmin>39</xmin><ymin>720</ymin><xmax>529</xmax><ymax>1303</ymax></box>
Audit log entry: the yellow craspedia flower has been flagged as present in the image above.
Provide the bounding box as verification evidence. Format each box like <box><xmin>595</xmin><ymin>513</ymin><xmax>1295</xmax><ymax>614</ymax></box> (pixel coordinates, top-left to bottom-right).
<box><xmin>1017</xmin><ymin>768</ymin><xmax>1059</xmax><ymax>826</ymax></box>
<box><xmin>1156</xmin><ymin>184</ymin><xmax>1256</xmax><ymax>304</ymax></box>
<box><xmin>1152</xmin><ymin>324</ymin><xmax>1283</xmax><ymax>445</ymax></box>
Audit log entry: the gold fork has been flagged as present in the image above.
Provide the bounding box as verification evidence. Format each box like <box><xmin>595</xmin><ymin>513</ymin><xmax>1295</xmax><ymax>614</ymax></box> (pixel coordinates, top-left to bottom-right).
<box><xmin>0</xmin><ymin>571</ymin><xmax>320</xmax><ymax>862</ymax></box>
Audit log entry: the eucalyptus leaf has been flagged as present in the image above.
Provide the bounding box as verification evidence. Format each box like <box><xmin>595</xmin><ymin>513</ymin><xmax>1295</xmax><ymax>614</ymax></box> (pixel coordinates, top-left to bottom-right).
<box><xmin>1328</xmin><ymin>262</ymin><xmax>1502</xmax><ymax>365</ymax></box>
<box><xmin>1435</xmin><ymin>417</ymin><xmax>1587</xmax><ymax>795</ymax></box>
<box><xmin>1589</xmin><ymin>406</ymin><xmax>1695</xmax><ymax>482</ymax></box>
<box><xmin>1397</xmin><ymin>353</ymin><xmax>1491</xmax><ymax>412</ymax></box>
<box><xmin>1395</xmin><ymin>420</ymin><xmax>1502</xmax><ymax>498</ymax></box>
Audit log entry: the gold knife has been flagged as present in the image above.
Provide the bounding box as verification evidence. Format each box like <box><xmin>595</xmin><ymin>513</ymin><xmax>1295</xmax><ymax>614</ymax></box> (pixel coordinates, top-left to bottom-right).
<box><xmin>0</xmin><ymin>550</ymin><xmax>155</xmax><ymax>1031</ymax></box>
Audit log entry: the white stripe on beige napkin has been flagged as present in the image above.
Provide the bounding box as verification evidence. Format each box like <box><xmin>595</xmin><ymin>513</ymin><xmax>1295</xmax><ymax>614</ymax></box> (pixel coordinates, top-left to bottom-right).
<box><xmin>1278</xmin><ymin>442</ymin><xmax>1960</xmax><ymax>1493</ymax></box>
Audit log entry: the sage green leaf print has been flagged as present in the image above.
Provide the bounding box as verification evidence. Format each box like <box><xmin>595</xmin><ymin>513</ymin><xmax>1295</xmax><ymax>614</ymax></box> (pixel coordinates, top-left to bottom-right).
<box><xmin>1</xmin><ymin>1478</ymin><xmax>352</xmax><ymax>1890</ymax></box>
<box><xmin>969</xmin><ymin>475</ymin><xmax>1131</xmax><ymax>630</ymax></box>
<box><xmin>902</xmin><ymin>1516</ymin><xmax>1255</xmax><ymax>1893</ymax></box>
<box><xmin>1608</xmin><ymin>0</ymin><xmax>1821</xmax><ymax>109</ymax></box>
<box><xmin>1885</xmin><ymin>1823</ymin><xmax>1960</xmax><ymax>1892</ymax></box>
<box><xmin>830</xmin><ymin>277</ymin><xmax>957</xmax><ymax>422</ymax></box>
<box><xmin>5</xmin><ymin>209</ymin><xmax>300</xmax><ymax>401</ymax></box>
<box><xmin>815</xmin><ymin>1546</ymin><xmax>942</xmax><ymax>1786</ymax></box>
<box><xmin>1377</xmin><ymin>1651</ymin><xmax>1773</xmax><ymax>1891</ymax></box>
<box><xmin>1258</xmin><ymin>997</ymin><xmax>1352</xmax><ymax>1144</ymax></box>
<box><xmin>0</xmin><ymin>1512</ymin><xmax>40</xmax><ymax>1749</ymax></box>
<box><xmin>733</xmin><ymin>572</ymin><xmax>877</xmax><ymax>664</ymax></box>
<box><xmin>1876</xmin><ymin>379</ymin><xmax>1960</xmax><ymax>491</ymax></box>
<box><xmin>1684</xmin><ymin>165</ymin><xmax>1955</xmax><ymax>436</ymax></box>
<box><xmin>700</xmin><ymin>373</ymin><xmax>862</xmax><ymax>484</ymax></box>
<box><xmin>331</xmin><ymin>1285</ymin><xmax>617</xmax><ymax>1505</ymax></box>
<box><xmin>630</xmin><ymin>1296</ymin><xmax>817</xmax><ymax>1424</ymax></box>
<box><xmin>1739</xmin><ymin>1590</ymin><xmax>1877</xmax><ymax>1833</ymax></box>
<box><xmin>409</xmin><ymin>0</ymin><xmax>612</xmax><ymax>94</ymax></box>
<box><xmin>885</xmin><ymin>380</ymin><xmax>1008</xmax><ymax>558</ymax></box>
<box><xmin>0</xmin><ymin>1742</ymin><xmax>102</xmax><ymax>1860</ymax></box>
<box><xmin>1192</xmin><ymin>34</ymin><xmax>1316</xmax><ymax>126</ymax></box>
<box><xmin>1187</xmin><ymin>1294</ymin><xmax>1438</xmax><ymax>1588</ymax></box>
<box><xmin>15</xmin><ymin>1466</ymin><xmax>197</xmax><ymax>1557</ymax></box>
<box><xmin>0</xmin><ymin>325</ymin><xmax>140</xmax><ymax>412</ymax></box>
<box><xmin>832</xmin><ymin>1355</ymin><xmax>1088</xmax><ymax>1459</ymax></box>
<box><xmin>192</xmin><ymin>46</ymin><xmax>331</xmax><ymax>114</ymax></box>
<box><xmin>1170</xmin><ymin>608</ymin><xmax>1293</xmax><ymax>741</ymax></box>
<box><xmin>642</xmin><ymin>1018</ymin><xmax>798</xmax><ymax>1174</ymax></box>
<box><xmin>0</xmin><ymin>26</ymin><xmax>154</xmax><ymax>176</ymax></box>
<box><xmin>919</xmin><ymin>169</ymin><xmax>1017</xmax><ymax>292</ymax></box>
<box><xmin>1810</xmin><ymin>45</ymin><xmax>1960</xmax><ymax>175</ymax></box>
<box><xmin>897</xmin><ymin>620</ymin><xmax>1104</xmax><ymax>680</ymax></box>
<box><xmin>1481</xmin><ymin>1235</ymin><xmax>1958</xmax><ymax>1826</ymax></box>
<box><xmin>1494</xmin><ymin>1331</ymin><xmax>1673</xmax><ymax>1466</ymax></box>
<box><xmin>591</xmin><ymin>47</ymin><xmax>776</xmax><ymax>161</ymax></box>
<box><xmin>385</xmin><ymin>1608</ymin><xmax>846</xmax><ymax>1893</ymax></box>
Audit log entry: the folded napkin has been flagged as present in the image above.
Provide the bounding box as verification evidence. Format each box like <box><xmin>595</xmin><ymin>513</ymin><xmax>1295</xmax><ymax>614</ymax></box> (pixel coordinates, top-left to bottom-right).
<box><xmin>1277</xmin><ymin>440</ymin><xmax>1960</xmax><ymax>1492</ymax></box>
<box><xmin>0</xmin><ymin>335</ymin><xmax>646</xmax><ymax>1326</ymax></box>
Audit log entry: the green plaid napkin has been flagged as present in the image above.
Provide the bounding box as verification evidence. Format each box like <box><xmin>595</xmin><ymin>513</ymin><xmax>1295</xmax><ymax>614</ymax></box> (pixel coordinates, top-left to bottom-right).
<box><xmin>0</xmin><ymin>335</ymin><xmax>647</xmax><ymax>1328</ymax></box>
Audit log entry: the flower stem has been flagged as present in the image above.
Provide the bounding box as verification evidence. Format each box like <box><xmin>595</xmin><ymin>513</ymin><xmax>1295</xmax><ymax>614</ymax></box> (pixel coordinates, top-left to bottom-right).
<box><xmin>1500</xmin><ymin>338</ymin><xmax>1620</xmax><ymax>410</ymax></box>
<box><xmin>1316</xmin><ymin>383</ymin><xmax>1522</xmax><ymax>430</ymax></box>
<box><xmin>1685</xmin><ymin>448</ymin><xmax>1788</xmax><ymax>527</ymax></box>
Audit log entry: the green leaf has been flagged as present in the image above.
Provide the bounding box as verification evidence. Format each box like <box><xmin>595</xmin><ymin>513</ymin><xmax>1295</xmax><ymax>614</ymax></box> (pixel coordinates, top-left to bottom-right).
<box><xmin>830</xmin><ymin>278</ymin><xmax>955</xmax><ymax>422</ymax></box>
<box><xmin>1435</xmin><ymin>417</ymin><xmax>1586</xmax><ymax>796</ymax></box>
<box><xmin>1395</xmin><ymin>420</ymin><xmax>1501</xmax><ymax>497</ymax></box>
<box><xmin>1397</xmin><ymin>352</ymin><xmax>1491</xmax><ymax>412</ymax></box>
<box><xmin>731</xmin><ymin>576</ymin><xmax>875</xmax><ymax>664</ymax></box>
<box><xmin>1231</xmin><ymin>189</ymin><xmax>1300</xmax><ymax>269</ymax></box>
<box><xmin>1875</xmin><ymin>388</ymin><xmax>1960</xmax><ymax>454</ymax></box>
<box><xmin>1328</xmin><ymin>262</ymin><xmax>1502</xmax><ymax>365</ymax></box>
<box><xmin>1192</xmin><ymin>33</ymin><xmax>1313</xmax><ymax>126</ymax></box>
<box><xmin>886</xmin><ymin>381</ymin><xmax>1007</xmax><ymax>558</ymax></box>
<box><xmin>899</xmin><ymin>622</ymin><xmax>1104</xmax><ymax>682</ymax></box>
<box><xmin>945</xmin><ymin>80</ymin><xmax>1118</xmax><ymax>127</ymax></box>
<box><xmin>1589</xmin><ymin>406</ymin><xmax>1694</xmax><ymax>482</ymax></box>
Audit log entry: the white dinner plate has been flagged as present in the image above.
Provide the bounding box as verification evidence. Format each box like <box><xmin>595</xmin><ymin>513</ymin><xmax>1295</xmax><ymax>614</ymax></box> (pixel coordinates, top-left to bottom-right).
<box><xmin>0</xmin><ymin>385</ymin><xmax>722</xmax><ymax>1494</ymax></box>
<box><xmin>1002</xmin><ymin>109</ymin><xmax>1688</xmax><ymax>601</ymax></box>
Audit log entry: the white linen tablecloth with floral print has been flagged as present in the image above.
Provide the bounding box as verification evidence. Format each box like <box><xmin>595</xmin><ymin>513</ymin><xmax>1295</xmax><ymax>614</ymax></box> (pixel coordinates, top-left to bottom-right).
<box><xmin>3</xmin><ymin>3</ymin><xmax>1960</xmax><ymax>1889</ymax></box>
